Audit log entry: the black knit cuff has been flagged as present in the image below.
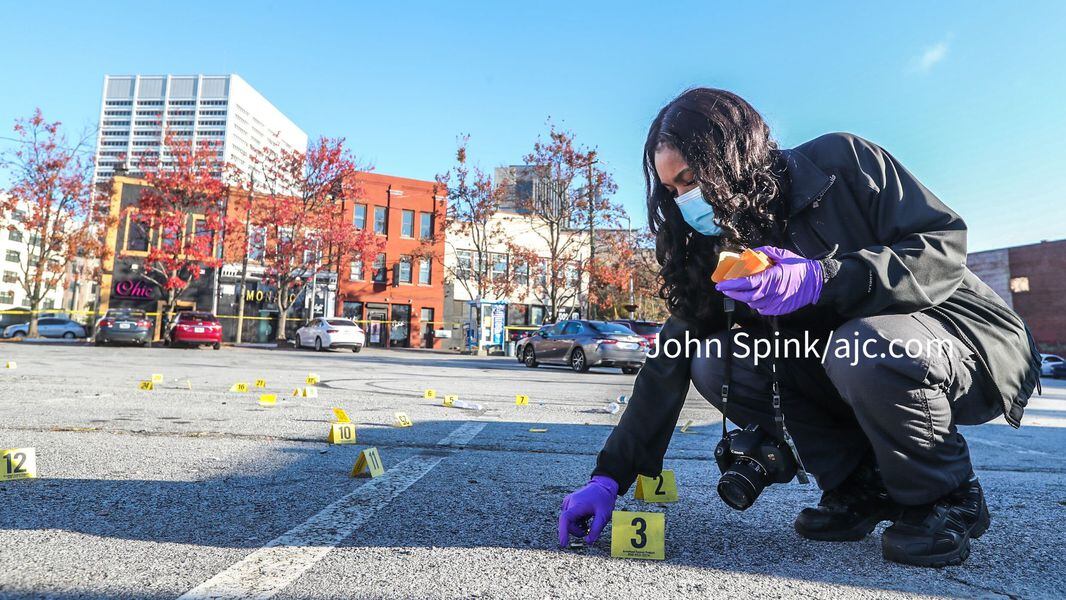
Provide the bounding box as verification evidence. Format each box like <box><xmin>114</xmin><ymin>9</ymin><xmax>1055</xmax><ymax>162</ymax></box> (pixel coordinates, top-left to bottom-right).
<box><xmin>819</xmin><ymin>257</ymin><xmax>842</xmax><ymax>283</ymax></box>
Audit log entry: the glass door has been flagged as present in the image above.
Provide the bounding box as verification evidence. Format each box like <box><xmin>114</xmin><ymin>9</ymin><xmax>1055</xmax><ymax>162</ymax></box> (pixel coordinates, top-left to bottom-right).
<box><xmin>420</xmin><ymin>307</ymin><xmax>434</xmax><ymax>348</ymax></box>
<box><xmin>366</xmin><ymin>308</ymin><xmax>387</xmax><ymax>347</ymax></box>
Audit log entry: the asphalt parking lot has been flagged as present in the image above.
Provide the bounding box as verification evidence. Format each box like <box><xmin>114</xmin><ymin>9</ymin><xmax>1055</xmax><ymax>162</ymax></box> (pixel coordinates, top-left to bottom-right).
<box><xmin>0</xmin><ymin>342</ymin><xmax>1063</xmax><ymax>599</ymax></box>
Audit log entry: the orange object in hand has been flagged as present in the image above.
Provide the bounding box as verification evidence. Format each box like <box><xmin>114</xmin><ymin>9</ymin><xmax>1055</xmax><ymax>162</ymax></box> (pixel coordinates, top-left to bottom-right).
<box><xmin>711</xmin><ymin>249</ymin><xmax>772</xmax><ymax>283</ymax></box>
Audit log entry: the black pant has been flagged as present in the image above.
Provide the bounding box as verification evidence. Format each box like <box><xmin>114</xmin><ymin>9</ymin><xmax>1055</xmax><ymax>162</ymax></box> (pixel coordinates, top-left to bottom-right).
<box><xmin>690</xmin><ymin>312</ymin><xmax>997</xmax><ymax>505</ymax></box>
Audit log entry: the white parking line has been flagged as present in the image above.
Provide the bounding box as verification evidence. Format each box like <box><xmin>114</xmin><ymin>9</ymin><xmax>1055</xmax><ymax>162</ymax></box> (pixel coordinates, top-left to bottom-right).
<box><xmin>177</xmin><ymin>422</ymin><xmax>486</xmax><ymax>600</ymax></box>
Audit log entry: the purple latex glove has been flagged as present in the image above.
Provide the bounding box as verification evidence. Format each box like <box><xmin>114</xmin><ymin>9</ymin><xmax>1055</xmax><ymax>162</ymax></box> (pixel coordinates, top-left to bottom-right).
<box><xmin>715</xmin><ymin>246</ymin><xmax>824</xmax><ymax>316</ymax></box>
<box><xmin>558</xmin><ymin>475</ymin><xmax>619</xmax><ymax>547</ymax></box>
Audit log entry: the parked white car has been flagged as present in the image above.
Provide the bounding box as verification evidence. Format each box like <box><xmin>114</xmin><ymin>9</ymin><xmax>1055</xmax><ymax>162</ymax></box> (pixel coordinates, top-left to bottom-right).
<box><xmin>1040</xmin><ymin>353</ymin><xmax>1064</xmax><ymax>376</ymax></box>
<box><xmin>294</xmin><ymin>318</ymin><xmax>366</xmax><ymax>352</ymax></box>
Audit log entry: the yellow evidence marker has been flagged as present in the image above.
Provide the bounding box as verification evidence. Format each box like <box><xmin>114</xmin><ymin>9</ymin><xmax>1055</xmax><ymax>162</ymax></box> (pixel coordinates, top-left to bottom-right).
<box><xmin>254</xmin><ymin>379</ymin><xmax>267</xmax><ymax>388</ymax></box>
<box><xmin>634</xmin><ymin>470</ymin><xmax>679</xmax><ymax>503</ymax></box>
<box><xmin>394</xmin><ymin>412</ymin><xmax>413</xmax><ymax>427</ymax></box>
<box><xmin>423</xmin><ymin>388</ymin><xmax>437</xmax><ymax>399</ymax></box>
<box><xmin>332</xmin><ymin>407</ymin><xmax>351</xmax><ymax>423</ymax></box>
<box><xmin>258</xmin><ymin>394</ymin><xmax>277</xmax><ymax>407</ymax></box>
<box><xmin>1</xmin><ymin>447</ymin><xmax>37</xmax><ymax>481</ymax></box>
<box><xmin>611</xmin><ymin>510</ymin><xmax>665</xmax><ymax>560</ymax></box>
<box><xmin>306</xmin><ymin>372</ymin><xmax>320</xmax><ymax>385</ymax></box>
<box><xmin>443</xmin><ymin>394</ymin><xmax>457</xmax><ymax>407</ymax></box>
<box><xmin>303</xmin><ymin>386</ymin><xmax>318</xmax><ymax>398</ymax></box>
<box><xmin>230</xmin><ymin>382</ymin><xmax>249</xmax><ymax>393</ymax></box>
<box><xmin>151</xmin><ymin>374</ymin><xmax>164</xmax><ymax>383</ymax></box>
<box><xmin>138</xmin><ymin>380</ymin><xmax>154</xmax><ymax>391</ymax></box>
<box><xmin>351</xmin><ymin>447</ymin><xmax>385</xmax><ymax>478</ymax></box>
<box><xmin>327</xmin><ymin>422</ymin><xmax>357</xmax><ymax>444</ymax></box>
<box><xmin>515</xmin><ymin>394</ymin><xmax>530</xmax><ymax>406</ymax></box>
<box><xmin>4</xmin><ymin>361</ymin><xmax>16</xmax><ymax>369</ymax></box>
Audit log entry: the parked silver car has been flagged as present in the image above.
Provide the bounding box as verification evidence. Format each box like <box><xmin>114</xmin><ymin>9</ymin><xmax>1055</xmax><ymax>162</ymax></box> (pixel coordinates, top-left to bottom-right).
<box><xmin>1040</xmin><ymin>353</ymin><xmax>1064</xmax><ymax>376</ymax></box>
<box><xmin>4</xmin><ymin>317</ymin><xmax>87</xmax><ymax>339</ymax></box>
<box><xmin>515</xmin><ymin>320</ymin><xmax>648</xmax><ymax>374</ymax></box>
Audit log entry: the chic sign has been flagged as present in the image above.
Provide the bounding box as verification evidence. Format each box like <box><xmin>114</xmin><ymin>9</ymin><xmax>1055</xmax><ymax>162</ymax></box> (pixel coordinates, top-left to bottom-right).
<box><xmin>113</xmin><ymin>279</ymin><xmax>155</xmax><ymax>299</ymax></box>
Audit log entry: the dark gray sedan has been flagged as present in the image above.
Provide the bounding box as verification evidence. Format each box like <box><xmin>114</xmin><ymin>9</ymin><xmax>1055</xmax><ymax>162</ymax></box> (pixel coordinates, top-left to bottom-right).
<box><xmin>515</xmin><ymin>320</ymin><xmax>648</xmax><ymax>374</ymax></box>
<box><xmin>94</xmin><ymin>309</ymin><xmax>153</xmax><ymax>346</ymax></box>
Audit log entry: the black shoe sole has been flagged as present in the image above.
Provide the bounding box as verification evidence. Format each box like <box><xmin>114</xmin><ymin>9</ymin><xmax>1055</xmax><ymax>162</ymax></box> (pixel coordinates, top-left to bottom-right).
<box><xmin>795</xmin><ymin>509</ymin><xmax>903</xmax><ymax>542</ymax></box>
<box><xmin>882</xmin><ymin>496</ymin><xmax>991</xmax><ymax>568</ymax></box>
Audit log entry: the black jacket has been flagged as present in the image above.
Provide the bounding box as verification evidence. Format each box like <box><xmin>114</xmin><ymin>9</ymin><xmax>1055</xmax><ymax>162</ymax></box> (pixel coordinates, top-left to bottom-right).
<box><xmin>594</xmin><ymin>132</ymin><xmax>1043</xmax><ymax>493</ymax></box>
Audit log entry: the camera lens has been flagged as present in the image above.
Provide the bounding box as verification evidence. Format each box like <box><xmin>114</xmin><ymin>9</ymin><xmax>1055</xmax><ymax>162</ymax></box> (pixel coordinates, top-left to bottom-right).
<box><xmin>717</xmin><ymin>459</ymin><xmax>767</xmax><ymax>510</ymax></box>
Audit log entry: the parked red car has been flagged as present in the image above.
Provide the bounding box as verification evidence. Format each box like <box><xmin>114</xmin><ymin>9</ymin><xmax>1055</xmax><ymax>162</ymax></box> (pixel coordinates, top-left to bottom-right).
<box><xmin>609</xmin><ymin>319</ymin><xmax>663</xmax><ymax>348</ymax></box>
<box><xmin>166</xmin><ymin>311</ymin><xmax>223</xmax><ymax>349</ymax></box>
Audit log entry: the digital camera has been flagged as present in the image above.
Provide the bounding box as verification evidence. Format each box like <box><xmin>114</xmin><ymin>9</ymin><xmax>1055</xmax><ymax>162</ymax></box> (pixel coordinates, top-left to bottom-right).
<box><xmin>714</xmin><ymin>424</ymin><xmax>798</xmax><ymax>510</ymax></box>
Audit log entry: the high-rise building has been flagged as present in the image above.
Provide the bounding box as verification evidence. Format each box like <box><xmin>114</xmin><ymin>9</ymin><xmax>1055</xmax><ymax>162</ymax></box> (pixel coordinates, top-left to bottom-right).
<box><xmin>0</xmin><ymin>195</ymin><xmax>70</xmax><ymax>314</ymax></box>
<box><xmin>93</xmin><ymin>74</ymin><xmax>308</xmax><ymax>184</ymax></box>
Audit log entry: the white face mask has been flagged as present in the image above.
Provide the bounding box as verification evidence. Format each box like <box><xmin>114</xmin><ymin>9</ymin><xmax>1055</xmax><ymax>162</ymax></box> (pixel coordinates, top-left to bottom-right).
<box><xmin>674</xmin><ymin>186</ymin><xmax>721</xmax><ymax>236</ymax></box>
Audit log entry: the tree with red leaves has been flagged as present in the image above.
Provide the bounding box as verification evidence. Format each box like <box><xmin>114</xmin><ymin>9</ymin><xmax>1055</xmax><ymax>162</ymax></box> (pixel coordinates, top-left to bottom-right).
<box><xmin>131</xmin><ymin>131</ymin><xmax>228</xmax><ymax>331</ymax></box>
<box><xmin>432</xmin><ymin>136</ymin><xmax>519</xmax><ymax>307</ymax></box>
<box><xmin>1</xmin><ymin>109</ymin><xmax>111</xmax><ymax>337</ymax></box>
<box><xmin>590</xmin><ymin>227</ymin><xmax>664</xmax><ymax>319</ymax></box>
<box><xmin>248</xmin><ymin>137</ymin><xmax>382</xmax><ymax>344</ymax></box>
<box><xmin>510</xmin><ymin>123</ymin><xmax>622</xmax><ymax>320</ymax></box>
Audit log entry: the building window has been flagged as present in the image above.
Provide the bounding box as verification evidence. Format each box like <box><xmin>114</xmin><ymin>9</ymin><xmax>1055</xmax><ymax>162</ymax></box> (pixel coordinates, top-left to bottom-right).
<box><xmin>372</xmin><ymin>253</ymin><xmax>387</xmax><ymax>283</ymax></box>
<box><xmin>5</xmin><ymin>250</ymin><xmax>20</xmax><ymax>263</ymax></box>
<box><xmin>492</xmin><ymin>253</ymin><xmax>508</xmax><ymax>282</ymax></box>
<box><xmin>125</xmin><ymin>216</ymin><xmax>150</xmax><ymax>252</ymax></box>
<box><xmin>373</xmin><ymin>206</ymin><xmax>387</xmax><ymax>235</ymax></box>
<box><xmin>530</xmin><ymin>305</ymin><xmax>546</xmax><ymax>325</ymax></box>
<box><xmin>1010</xmin><ymin>277</ymin><xmax>1030</xmax><ymax>293</ymax></box>
<box><xmin>418</xmin><ymin>257</ymin><xmax>431</xmax><ymax>285</ymax></box>
<box><xmin>419</xmin><ymin>212</ymin><xmax>433</xmax><ymax>240</ymax></box>
<box><xmin>456</xmin><ymin>250</ymin><xmax>473</xmax><ymax>280</ymax></box>
<box><xmin>8</xmin><ymin>229</ymin><xmax>23</xmax><ymax>242</ymax></box>
<box><xmin>507</xmin><ymin>303</ymin><xmax>529</xmax><ymax>327</ymax></box>
<box><xmin>0</xmin><ymin>290</ymin><xmax>13</xmax><ymax>304</ymax></box>
<box><xmin>401</xmin><ymin>210</ymin><xmax>415</xmax><ymax>238</ymax></box>
<box><xmin>2</xmin><ymin>271</ymin><xmax>16</xmax><ymax>283</ymax></box>
<box><xmin>342</xmin><ymin>301</ymin><xmax>363</xmax><ymax>320</ymax></box>
<box><xmin>353</xmin><ymin>204</ymin><xmax>367</xmax><ymax>229</ymax></box>
<box><xmin>247</xmin><ymin>225</ymin><xmax>266</xmax><ymax>262</ymax></box>
<box><xmin>398</xmin><ymin>256</ymin><xmax>413</xmax><ymax>284</ymax></box>
<box><xmin>42</xmin><ymin>298</ymin><xmax>55</xmax><ymax>310</ymax></box>
<box><xmin>349</xmin><ymin>260</ymin><xmax>364</xmax><ymax>281</ymax></box>
<box><xmin>515</xmin><ymin>262</ymin><xmax>529</xmax><ymax>287</ymax></box>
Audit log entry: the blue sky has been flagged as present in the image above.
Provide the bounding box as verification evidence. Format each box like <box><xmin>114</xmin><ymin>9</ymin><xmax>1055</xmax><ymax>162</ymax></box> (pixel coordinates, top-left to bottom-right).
<box><xmin>1</xmin><ymin>1</ymin><xmax>1063</xmax><ymax>251</ymax></box>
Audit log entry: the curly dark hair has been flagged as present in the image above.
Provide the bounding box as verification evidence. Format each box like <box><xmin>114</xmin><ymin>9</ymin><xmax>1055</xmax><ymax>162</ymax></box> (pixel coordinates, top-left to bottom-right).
<box><xmin>644</xmin><ymin>88</ymin><xmax>788</xmax><ymax>323</ymax></box>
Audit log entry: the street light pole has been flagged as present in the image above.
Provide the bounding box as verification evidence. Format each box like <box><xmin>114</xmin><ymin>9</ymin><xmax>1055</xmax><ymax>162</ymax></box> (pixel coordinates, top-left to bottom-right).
<box><xmin>626</xmin><ymin>213</ymin><xmax>634</xmax><ymax>314</ymax></box>
<box><xmin>584</xmin><ymin>154</ymin><xmax>597</xmax><ymax>320</ymax></box>
<box><xmin>235</xmin><ymin>174</ymin><xmax>254</xmax><ymax>344</ymax></box>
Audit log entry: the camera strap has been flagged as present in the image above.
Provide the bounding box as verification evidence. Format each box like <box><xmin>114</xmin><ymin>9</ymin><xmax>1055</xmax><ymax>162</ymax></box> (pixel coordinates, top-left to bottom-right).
<box><xmin>720</xmin><ymin>298</ymin><xmax>735</xmax><ymax>440</ymax></box>
<box><xmin>768</xmin><ymin>316</ymin><xmax>810</xmax><ymax>485</ymax></box>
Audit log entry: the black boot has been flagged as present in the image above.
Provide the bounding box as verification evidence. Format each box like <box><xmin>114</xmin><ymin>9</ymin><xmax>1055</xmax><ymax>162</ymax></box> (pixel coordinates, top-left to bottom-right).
<box><xmin>881</xmin><ymin>474</ymin><xmax>990</xmax><ymax>568</ymax></box>
<box><xmin>795</xmin><ymin>455</ymin><xmax>903</xmax><ymax>541</ymax></box>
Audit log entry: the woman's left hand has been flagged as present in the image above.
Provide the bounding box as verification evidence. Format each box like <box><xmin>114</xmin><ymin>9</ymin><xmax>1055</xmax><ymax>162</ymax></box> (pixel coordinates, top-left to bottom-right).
<box><xmin>715</xmin><ymin>246</ymin><xmax>824</xmax><ymax>316</ymax></box>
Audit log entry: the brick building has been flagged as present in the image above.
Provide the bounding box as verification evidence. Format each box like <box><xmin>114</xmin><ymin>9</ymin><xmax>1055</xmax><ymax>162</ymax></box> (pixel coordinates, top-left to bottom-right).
<box><xmin>335</xmin><ymin>172</ymin><xmax>445</xmax><ymax>349</ymax></box>
<box><xmin>97</xmin><ymin>172</ymin><xmax>446</xmax><ymax>349</ymax></box>
<box><xmin>968</xmin><ymin>239</ymin><xmax>1066</xmax><ymax>354</ymax></box>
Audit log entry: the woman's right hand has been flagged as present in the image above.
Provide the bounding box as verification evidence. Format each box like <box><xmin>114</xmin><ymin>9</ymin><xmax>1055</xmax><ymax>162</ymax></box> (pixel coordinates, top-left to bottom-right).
<box><xmin>558</xmin><ymin>475</ymin><xmax>619</xmax><ymax>547</ymax></box>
